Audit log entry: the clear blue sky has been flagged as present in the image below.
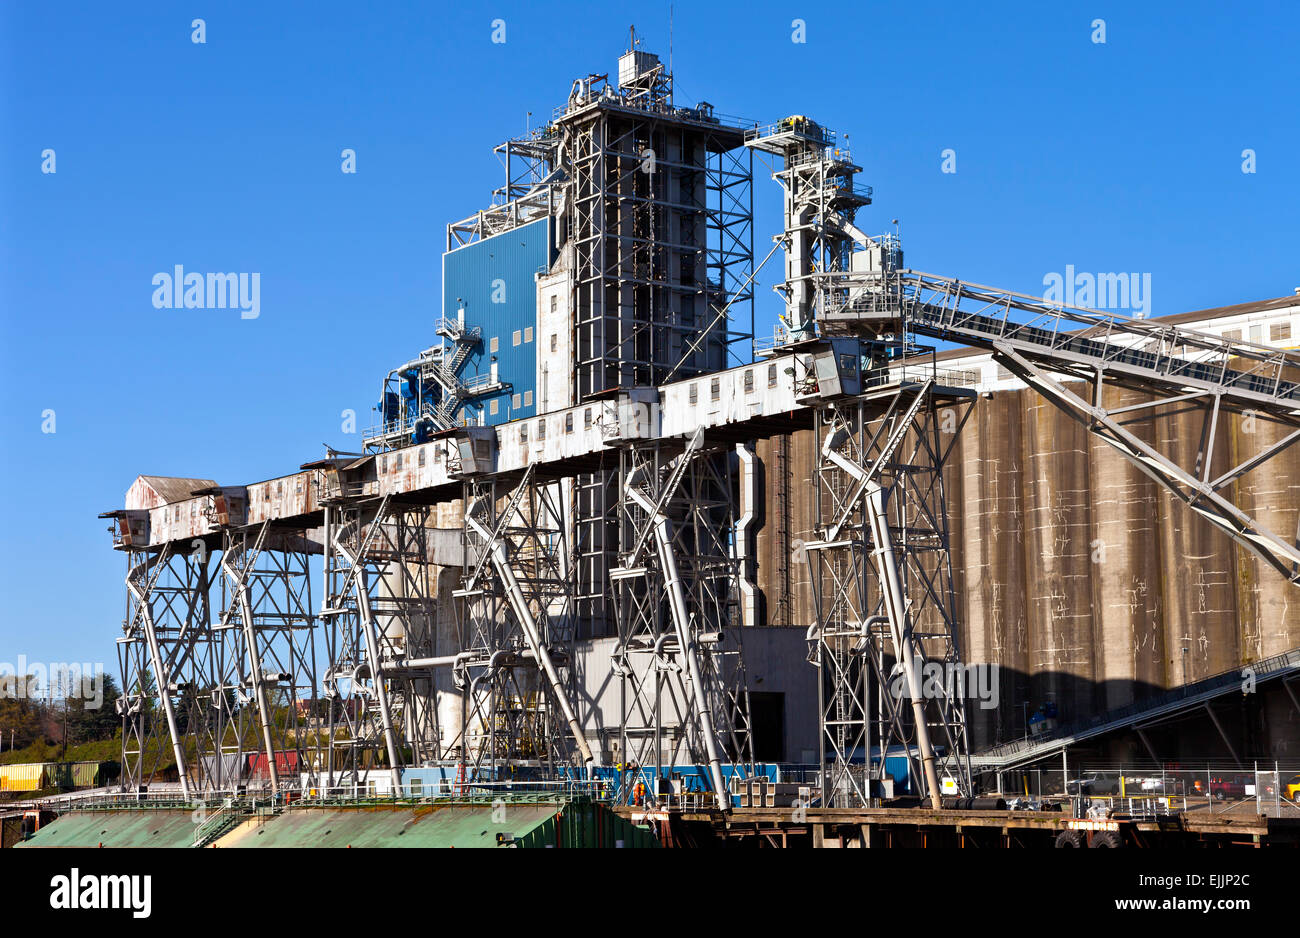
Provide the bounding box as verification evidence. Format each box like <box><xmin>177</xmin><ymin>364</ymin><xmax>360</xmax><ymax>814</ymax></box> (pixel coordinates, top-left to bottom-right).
<box><xmin>1</xmin><ymin>1</ymin><xmax>1297</xmax><ymax>669</ymax></box>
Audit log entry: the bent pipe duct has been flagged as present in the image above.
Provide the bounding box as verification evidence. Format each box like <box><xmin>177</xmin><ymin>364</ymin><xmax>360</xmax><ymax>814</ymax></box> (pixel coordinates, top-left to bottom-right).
<box><xmin>334</xmin><ymin>540</ymin><xmax>404</xmax><ymax>792</ymax></box>
<box><xmin>864</xmin><ymin>481</ymin><xmax>943</xmax><ymax>810</ymax></box>
<box><xmin>735</xmin><ymin>443</ymin><xmax>758</xmax><ymax>629</ymax></box>
<box><xmin>625</xmin><ymin>484</ymin><xmax>731</xmax><ymax>811</ymax></box>
<box><xmin>465</xmin><ymin>514</ymin><xmax>594</xmax><ymax>766</ymax></box>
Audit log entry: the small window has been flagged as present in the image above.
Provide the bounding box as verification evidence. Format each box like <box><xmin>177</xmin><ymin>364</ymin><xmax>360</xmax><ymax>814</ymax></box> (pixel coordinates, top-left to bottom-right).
<box><xmin>583</xmin><ymin>408</ymin><xmax>592</xmax><ymax>429</ymax></box>
<box><xmin>1270</xmin><ymin>321</ymin><xmax>1291</xmax><ymax>342</ymax></box>
<box><xmin>276</xmin><ymin>482</ymin><xmax>283</xmax><ymax>496</ymax></box>
<box><xmin>489</xmin><ymin>399</ymin><xmax>499</xmax><ymax>415</ymax></box>
<box><xmin>550</xmin><ymin>296</ymin><xmax>557</xmax><ymax>313</ymax></box>
<box><xmin>767</xmin><ymin>363</ymin><xmax>777</xmax><ymax>388</ymax></box>
<box><xmin>524</xmin><ymin>390</ymin><xmax>533</xmax><ymax>406</ymax></box>
<box><xmin>996</xmin><ymin>365</ymin><xmax>1014</xmax><ymax>381</ymax></box>
<box><xmin>512</xmin><ymin>393</ymin><xmax>522</xmax><ymax>409</ymax></box>
<box><xmin>524</xmin><ymin>326</ymin><xmax>533</xmax><ymax>343</ymax></box>
<box><xmin>520</xmin><ymin>424</ymin><xmax>529</xmax><ymax>443</ymax></box>
<box><xmin>490</xmin><ymin>336</ymin><xmax>499</xmax><ymax>353</ymax></box>
<box><xmin>689</xmin><ymin>384</ymin><xmax>698</xmax><ymax>404</ymax></box>
<box><xmin>395</xmin><ymin>452</ymin><xmax>403</xmax><ymax>470</ymax></box>
<box><xmin>538</xmin><ymin>421</ymin><xmax>546</xmax><ymax>441</ymax></box>
<box><xmin>434</xmin><ymin>447</ymin><xmax>443</xmax><ymax>462</ymax></box>
<box><xmin>744</xmin><ymin>370</ymin><xmax>754</xmax><ymax>393</ymax></box>
<box><xmin>380</xmin><ymin>456</ymin><xmax>387</xmax><ymax>473</ymax></box>
<box><xmin>565</xmin><ymin>413</ymin><xmax>574</xmax><ymax>434</ymax></box>
<box><xmin>550</xmin><ymin>335</ymin><xmax>557</xmax><ymax>352</ymax></box>
<box><xmin>410</xmin><ymin>778</ymin><xmax>423</xmax><ymax>798</ymax></box>
<box><xmin>840</xmin><ymin>353</ymin><xmax>856</xmax><ymax>372</ymax></box>
<box><xmin>418</xmin><ymin>449</ymin><xmax>426</xmax><ymax>467</ymax></box>
<box><xmin>710</xmin><ymin>378</ymin><xmax>720</xmax><ymax>401</ymax></box>
<box><xmin>1222</xmin><ymin>329</ymin><xmax>1242</xmax><ymax>341</ymax></box>
<box><xmin>512</xmin><ymin>330</ymin><xmax>522</xmax><ymax>346</ymax></box>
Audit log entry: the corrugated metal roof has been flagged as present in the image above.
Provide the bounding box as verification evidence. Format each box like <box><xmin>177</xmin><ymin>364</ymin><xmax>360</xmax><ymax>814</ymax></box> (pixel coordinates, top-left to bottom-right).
<box><xmin>219</xmin><ymin>803</ymin><xmax>556</xmax><ymax>848</ymax></box>
<box><xmin>17</xmin><ymin>810</ymin><xmax>199</xmax><ymax>848</ymax></box>
<box><xmin>128</xmin><ymin>475</ymin><xmax>219</xmax><ymax>507</ymax></box>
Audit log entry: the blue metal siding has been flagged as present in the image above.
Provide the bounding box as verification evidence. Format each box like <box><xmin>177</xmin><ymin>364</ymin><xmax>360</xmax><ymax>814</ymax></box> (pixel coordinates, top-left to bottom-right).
<box><xmin>442</xmin><ymin>218</ymin><xmax>551</xmax><ymax>426</ymax></box>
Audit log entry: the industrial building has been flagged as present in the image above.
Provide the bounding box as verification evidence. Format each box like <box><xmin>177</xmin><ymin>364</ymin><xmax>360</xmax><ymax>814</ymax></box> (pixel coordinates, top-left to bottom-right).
<box><xmin>71</xmin><ymin>37</ymin><xmax>1300</xmax><ymax>846</ymax></box>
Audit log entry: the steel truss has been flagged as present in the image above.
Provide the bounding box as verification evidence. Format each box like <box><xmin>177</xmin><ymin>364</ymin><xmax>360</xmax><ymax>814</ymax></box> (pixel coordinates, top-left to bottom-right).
<box><xmin>613</xmin><ymin>430</ymin><xmax>754</xmax><ymax>809</ymax></box>
<box><xmin>321</xmin><ymin>496</ymin><xmax>443</xmax><ymax>790</ymax></box>
<box><xmin>834</xmin><ymin>269</ymin><xmax>1300</xmax><ymax>584</ymax></box>
<box><xmin>806</xmin><ymin>381</ymin><xmax>974</xmax><ymax>808</ymax></box>
<box><xmin>994</xmin><ymin>345</ymin><xmax>1300</xmax><ymax>585</ymax></box>
<box><xmin>117</xmin><ymin>526</ymin><xmax>321</xmax><ymax>797</ymax></box>
<box><xmin>215</xmin><ymin>523</ymin><xmax>321</xmax><ymax>794</ymax></box>
<box><xmin>118</xmin><ymin>541</ymin><xmax>212</xmax><ymax>798</ymax></box>
<box><xmin>456</xmin><ymin>467</ymin><xmax>592</xmax><ymax>779</ymax></box>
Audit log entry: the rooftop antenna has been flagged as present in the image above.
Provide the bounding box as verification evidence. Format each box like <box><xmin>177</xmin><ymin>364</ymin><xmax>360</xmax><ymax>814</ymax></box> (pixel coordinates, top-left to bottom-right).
<box><xmin>669</xmin><ymin>4</ymin><xmax>674</xmax><ymax>86</ymax></box>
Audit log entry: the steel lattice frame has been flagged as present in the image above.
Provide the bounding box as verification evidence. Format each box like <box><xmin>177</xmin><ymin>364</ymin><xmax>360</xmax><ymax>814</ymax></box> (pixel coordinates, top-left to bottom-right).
<box><xmin>555</xmin><ymin>91</ymin><xmax>753</xmax><ymax>642</ymax></box>
<box><xmin>806</xmin><ymin>381</ymin><xmax>974</xmax><ymax>807</ymax></box>
<box><xmin>456</xmin><ymin>468</ymin><xmax>589</xmax><ymax>780</ymax></box>
<box><xmin>117</xmin><ymin>526</ymin><xmax>322</xmax><ymax>797</ymax></box>
<box><xmin>320</xmin><ymin>496</ymin><xmax>443</xmax><ymax>791</ymax></box>
<box><xmin>117</xmin><ymin>541</ymin><xmax>213</xmax><ymax>798</ymax></box>
<box><xmin>613</xmin><ymin>432</ymin><xmax>754</xmax><ymax>808</ymax></box>
<box><xmin>215</xmin><ymin>523</ymin><xmax>321</xmax><ymax>794</ymax></box>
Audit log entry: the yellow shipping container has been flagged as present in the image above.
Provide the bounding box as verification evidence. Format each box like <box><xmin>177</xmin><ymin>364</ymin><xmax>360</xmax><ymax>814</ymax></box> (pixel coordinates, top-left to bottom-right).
<box><xmin>0</xmin><ymin>763</ymin><xmax>52</xmax><ymax>792</ymax></box>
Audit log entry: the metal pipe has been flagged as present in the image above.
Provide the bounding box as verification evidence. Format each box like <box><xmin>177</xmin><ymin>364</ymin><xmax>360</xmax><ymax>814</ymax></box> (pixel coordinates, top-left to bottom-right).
<box><xmin>735</xmin><ymin>443</ymin><xmax>758</xmax><ymax>628</ymax></box>
<box><xmin>465</xmin><ymin>515</ymin><xmax>593</xmax><ymax>765</ymax></box>
<box><xmin>335</xmin><ymin>539</ymin><xmax>403</xmax><ymax>792</ymax></box>
<box><xmin>224</xmin><ymin>545</ymin><xmax>282</xmax><ymax>797</ymax></box>
<box><xmin>864</xmin><ymin>482</ymin><xmax>943</xmax><ymax>809</ymax></box>
<box><xmin>126</xmin><ymin>561</ymin><xmax>192</xmax><ymax>801</ymax></box>
<box><xmin>626</xmin><ymin>485</ymin><xmax>730</xmax><ymax>811</ymax></box>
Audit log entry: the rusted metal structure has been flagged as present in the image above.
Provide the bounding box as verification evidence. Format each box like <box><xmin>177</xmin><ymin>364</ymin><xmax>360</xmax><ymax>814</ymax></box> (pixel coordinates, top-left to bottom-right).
<box><xmin>100</xmin><ymin>41</ymin><xmax>1300</xmax><ymax>814</ymax></box>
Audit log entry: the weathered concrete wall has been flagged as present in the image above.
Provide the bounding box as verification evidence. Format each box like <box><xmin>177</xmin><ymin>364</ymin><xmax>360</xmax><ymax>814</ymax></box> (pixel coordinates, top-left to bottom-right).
<box><xmin>753</xmin><ymin>388</ymin><xmax>1300</xmax><ymax>750</ymax></box>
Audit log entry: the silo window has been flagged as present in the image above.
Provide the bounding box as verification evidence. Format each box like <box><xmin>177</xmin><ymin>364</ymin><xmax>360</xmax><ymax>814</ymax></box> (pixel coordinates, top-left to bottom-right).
<box><xmin>767</xmin><ymin>363</ymin><xmax>777</xmax><ymax>387</ymax></box>
<box><xmin>395</xmin><ymin>453</ymin><xmax>403</xmax><ymax>471</ymax></box>
<box><xmin>565</xmin><ymin>413</ymin><xmax>573</xmax><ymax>434</ymax></box>
<box><xmin>512</xmin><ymin>330</ymin><xmax>522</xmax><ymax>346</ymax></box>
<box><xmin>710</xmin><ymin>378</ymin><xmax>720</xmax><ymax>401</ymax></box>
<box><xmin>418</xmin><ymin>449</ymin><xmax>426</xmax><ymax>467</ymax></box>
<box><xmin>489</xmin><ymin>399</ymin><xmax>499</xmax><ymax>415</ymax></box>
<box><xmin>524</xmin><ymin>327</ymin><xmax>533</xmax><ymax>343</ymax></box>
<box><xmin>744</xmin><ymin>370</ymin><xmax>754</xmax><ymax>393</ymax></box>
<box><xmin>538</xmin><ymin>421</ymin><xmax>546</xmax><ymax>440</ymax></box>
<box><xmin>521</xmin><ymin>424</ymin><xmax>528</xmax><ymax>443</ymax></box>
<box><xmin>583</xmin><ymin>408</ymin><xmax>592</xmax><ymax>429</ymax></box>
<box><xmin>689</xmin><ymin>384</ymin><xmax>698</xmax><ymax>404</ymax></box>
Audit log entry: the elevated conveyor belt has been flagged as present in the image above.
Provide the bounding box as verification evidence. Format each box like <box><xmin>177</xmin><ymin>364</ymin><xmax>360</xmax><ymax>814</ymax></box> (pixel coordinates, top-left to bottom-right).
<box><xmin>827</xmin><ymin>270</ymin><xmax>1300</xmax><ymax>416</ymax></box>
<box><xmin>822</xmin><ymin>270</ymin><xmax>1300</xmax><ymax>583</ymax></box>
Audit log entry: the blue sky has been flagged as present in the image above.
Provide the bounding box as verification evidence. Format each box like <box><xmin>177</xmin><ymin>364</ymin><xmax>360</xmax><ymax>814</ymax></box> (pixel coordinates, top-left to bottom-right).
<box><xmin>1</xmin><ymin>0</ymin><xmax>1297</xmax><ymax>669</ymax></box>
